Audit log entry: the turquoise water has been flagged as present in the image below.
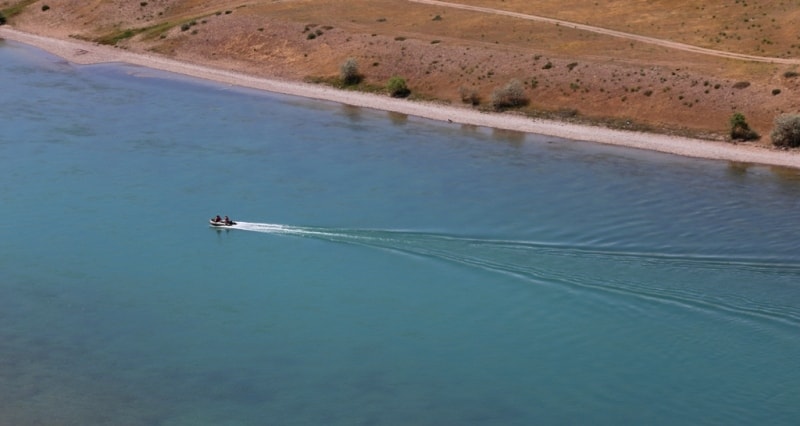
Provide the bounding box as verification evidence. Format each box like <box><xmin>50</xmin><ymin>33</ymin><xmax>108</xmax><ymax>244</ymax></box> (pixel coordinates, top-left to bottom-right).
<box><xmin>1</xmin><ymin>39</ymin><xmax>799</xmax><ymax>425</ymax></box>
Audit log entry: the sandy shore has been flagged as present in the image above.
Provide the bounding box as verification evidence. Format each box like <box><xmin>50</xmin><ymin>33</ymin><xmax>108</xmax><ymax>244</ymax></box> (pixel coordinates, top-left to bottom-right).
<box><xmin>3</xmin><ymin>26</ymin><xmax>800</xmax><ymax>170</ymax></box>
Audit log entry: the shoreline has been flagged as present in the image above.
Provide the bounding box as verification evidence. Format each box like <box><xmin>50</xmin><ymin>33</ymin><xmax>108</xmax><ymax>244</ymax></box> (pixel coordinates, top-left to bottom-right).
<box><xmin>3</xmin><ymin>26</ymin><xmax>800</xmax><ymax>170</ymax></box>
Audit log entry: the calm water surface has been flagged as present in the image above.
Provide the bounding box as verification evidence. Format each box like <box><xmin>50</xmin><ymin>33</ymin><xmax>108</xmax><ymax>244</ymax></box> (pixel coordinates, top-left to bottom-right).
<box><xmin>1</xmin><ymin>40</ymin><xmax>799</xmax><ymax>425</ymax></box>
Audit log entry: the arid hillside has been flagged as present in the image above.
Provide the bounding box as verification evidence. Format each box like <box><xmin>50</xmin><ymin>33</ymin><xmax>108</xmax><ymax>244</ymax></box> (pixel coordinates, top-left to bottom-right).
<box><xmin>3</xmin><ymin>0</ymin><xmax>800</xmax><ymax>141</ymax></box>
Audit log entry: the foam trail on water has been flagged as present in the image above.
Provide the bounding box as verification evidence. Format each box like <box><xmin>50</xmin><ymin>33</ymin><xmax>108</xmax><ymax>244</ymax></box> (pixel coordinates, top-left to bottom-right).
<box><xmin>226</xmin><ymin>221</ymin><xmax>800</xmax><ymax>329</ymax></box>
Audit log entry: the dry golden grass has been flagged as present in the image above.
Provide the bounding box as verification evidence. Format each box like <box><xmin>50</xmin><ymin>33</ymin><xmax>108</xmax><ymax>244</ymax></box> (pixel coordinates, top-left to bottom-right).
<box><xmin>5</xmin><ymin>0</ymin><xmax>800</xmax><ymax>140</ymax></box>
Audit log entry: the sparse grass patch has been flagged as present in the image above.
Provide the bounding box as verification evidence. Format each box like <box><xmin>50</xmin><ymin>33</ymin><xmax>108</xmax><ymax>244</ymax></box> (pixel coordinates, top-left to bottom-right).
<box><xmin>1</xmin><ymin>0</ymin><xmax>38</xmax><ymax>18</ymax></box>
<box><xmin>732</xmin><ymin>81</ymin><xmax>751</xmax><ymax>89</ymax></box>
<box><xmin>95</xmin><ymin>28</ymin><xmax>146</xmax><ymax>45</ymax></box>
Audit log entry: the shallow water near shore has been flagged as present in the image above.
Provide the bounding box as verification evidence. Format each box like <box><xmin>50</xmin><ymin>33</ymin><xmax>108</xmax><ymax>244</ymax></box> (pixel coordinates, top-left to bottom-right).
<box><xmin>2</xmin><ymin>40</ymin><xmax>799</xmax><ymax>425</ymax></box>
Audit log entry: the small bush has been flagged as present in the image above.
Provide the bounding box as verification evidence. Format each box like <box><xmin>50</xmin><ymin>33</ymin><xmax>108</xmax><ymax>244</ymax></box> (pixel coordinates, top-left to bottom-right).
<box><xmin>542</xmin><ymin>61</ymin><xmax>553</xmax><ymax>70</ymax></box>
<box><xmin>340</xmin><ymin>58</ymin><xmax>361</xmax><ymax>85</ymax></box>
<box><xmin>181</xmin><ymin>23</ymin><xmax>191</xmax><ymax>31</ymax></box>
<box><xmin>729</xmin><ymin>112</ymin><xmax>759</xmax><ymax>141</ymax></box>
<box><xmin>41</xmin><ymin>5</ymin><xmax>50</xmax><ymax>11</ymax></box>
<box><xmin>387</xmin><ymin>76</ymin><xmax>410</xmax><ymax>98</ymax></box>
<box><xmin>459</xmin><ymin>87</ymin><xmax>480</xmax><ymax>105</ymax></box>
<box><xmin>783</xmin><ymin>71</ymin><xmax>799</xmax><ymax>78</ymax></box>
<box><xmin>306</xmin><ymin>32</ymin><xmax>316</xmax><ymax>39</ymax></box>
<box><xmin>0</xmin><ymin>13</ymin><xmax>6</xmax><ymax>25</ymax></box>
<box><xmin>771</xmin><ymin>114</ymin><xmax>800</xmax><ymax>148</ymax></box>
<box><xmin>491</xmin><ymin>79</ymin><xmax>528</xmax><ymax>110</ymax></box>
<box><xmin>772</xmin><ymin>88</ymin><xmax>781</xmax><ymax>95</ymax></box>
<box><xmin>732</xmin><ymin>81</ymin><xmax>751</xmax><ymax>89</ymax></box>
<box><xmin>566</xmin><ymin>62</ymin><xmax>578</xmax><ymax>71</ymax></box>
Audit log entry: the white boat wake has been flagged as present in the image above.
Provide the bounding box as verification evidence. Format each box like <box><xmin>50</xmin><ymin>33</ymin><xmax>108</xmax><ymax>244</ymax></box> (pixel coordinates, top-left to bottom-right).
<box><xmin>218</xmin><ymin>221</ymin><xmax>800</xmax><ymax>329</ymax></box>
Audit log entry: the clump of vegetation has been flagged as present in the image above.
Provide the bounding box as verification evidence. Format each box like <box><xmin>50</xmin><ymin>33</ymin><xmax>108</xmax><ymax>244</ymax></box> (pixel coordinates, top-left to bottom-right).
<box><xmin>542</xmin><ymin>61</ymin><xmax>553</xmax><ymax>70</ymax></box>
<box><xmin>732</xmin><ymin>81</ymin><xmax>751</xmax><ymax>89</ymax></box>
<box><xmin>95</xmin><ymin>28</ymin><xmax>145</xmax><ymax>45</ymax></box>
<box><xmin>783</xmin><ymin>71</ymin><xmax>799</xmax><ymax>78</ymax></box>
<box><xmin>770</xmin><ymin>114</ymin><xmax>800</xmax><ymax>148</ymax></box>
<box><xmin>491</xmin><ymin>79</ymin><xmax>528</xmax><ymax>110</ymax></box>
<box><xmin>432</xmin><ymin>15</ymin><xmax>442</xmax><ymax>21</ymax></box>
<box><xmin>41</xmin><ymin>5</ymin><xmax>50</xmax><ymax>11</ymax></box>
<box><xmin>459</xmin><ymin>87</ymin><xmax>480</xmax><ymax>106</ymax></box>
<box><xmin>566</xmin><ymin>62</ymin><xmax>578</xmax><ymax>71</ymax></box>
<box><xmin>340</xmin><ymin>58</ymin><xmax>361</xmax><ymax>86</ymax></box>
<box><xmin>1</xmin><ymin>0</ymin><xmax>38</xmax><ymax>20</ymax></box>
<box><xmin>387</xmin><ymin>76</ymin><xmax>410</xmax><ymax>98</ymax></box>
<box><xmin>772</xmin><ymin>88</ymin><xmax>781</xmax><ymax>95</ymax></box>
<box><xmin>0</xmin><ymin>13</ymin><xmax>6</xmax><ymax>25</ymax></box>
<box><xmin>729</xmin><ymin>112</ymin><xmax>759</xmax><ymax>141</ymax></box>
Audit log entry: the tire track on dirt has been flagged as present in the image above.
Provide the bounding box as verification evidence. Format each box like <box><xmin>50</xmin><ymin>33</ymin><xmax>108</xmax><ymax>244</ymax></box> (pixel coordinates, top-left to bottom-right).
<box><xmin>410</xmin><ymin>0</ymin><xmax>800</xmax><ymax>65</ymax></box>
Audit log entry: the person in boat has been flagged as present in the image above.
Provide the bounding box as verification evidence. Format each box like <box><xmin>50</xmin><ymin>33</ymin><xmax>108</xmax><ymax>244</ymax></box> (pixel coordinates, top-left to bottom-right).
<box><xmin>214</xmin><ymin>215</ymin><xmax>222</xmax><ymax>223</ymax></box>
<box><xmin>224</xmin><ymin>215</ymin><xmax>232</xmax><ymax>225</ymax></box>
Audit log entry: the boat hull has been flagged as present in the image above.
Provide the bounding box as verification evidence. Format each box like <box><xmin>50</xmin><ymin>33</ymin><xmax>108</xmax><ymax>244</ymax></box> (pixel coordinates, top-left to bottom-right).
<box><xmin>209</xmin><ymin>220</ymin><xmax>236</xmax><ymax>227</ymax></box>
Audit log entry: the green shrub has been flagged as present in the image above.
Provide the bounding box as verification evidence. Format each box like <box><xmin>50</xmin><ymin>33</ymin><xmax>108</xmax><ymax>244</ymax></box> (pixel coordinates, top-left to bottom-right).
<box><xmin>41</xmin><ymin>5</ymin><xmax>50</xmax><ymax>11</ymax></box>
<box><xmin>340</xmin><ymin>58</ymin><xmax>361</xmax><ymax>85</ymax></box>
<box><xmin>387</xmin><ymin>76</ymin><xmax>410</xmax><ymax>98</ymax></box>
<box><xmin>491</xmin><ymin>79</ymin><xmax>528</xmax><ymax>110</ymax></box>
<box><xmin>0</xmin><ymin>13</ymin><xmax>6</xmax><ymax>25</ymax></box>
<box><xmin>772</xmin><ymin>88</ymin><xmax>781</xmax><ymax>95</ymax></box>
<box><xmin>729</xmin><ymin>112</ymin><xmax>759</xmax><ymax>141</ymax></box>
<box><xmin>770</xmin><ymin>114</ymin><xmax>800</xmax><ymax>148</ymax></box>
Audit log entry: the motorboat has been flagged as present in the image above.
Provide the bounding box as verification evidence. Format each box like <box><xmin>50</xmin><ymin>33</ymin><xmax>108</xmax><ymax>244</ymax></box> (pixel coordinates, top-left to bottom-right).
<box><xmin>209</xmin><ymin>218</ymin><xmax>237</xmax><ymax>227</ymax></box>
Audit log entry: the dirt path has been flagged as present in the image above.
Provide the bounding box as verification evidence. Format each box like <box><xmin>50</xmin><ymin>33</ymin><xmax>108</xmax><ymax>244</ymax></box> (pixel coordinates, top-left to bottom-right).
<box><xmin>410</xmin><ymin>0</ymin><xmax>800</xmax><ymax>65</ymax></box>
